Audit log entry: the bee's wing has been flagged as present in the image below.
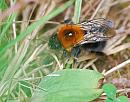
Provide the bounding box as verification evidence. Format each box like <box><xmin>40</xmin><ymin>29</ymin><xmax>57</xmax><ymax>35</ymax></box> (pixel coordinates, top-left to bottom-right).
<box><xmin>79</xmin><ymin>18</ymin><xmax>116</xmax><ymax>44</ymax></box>
<box><xmin>88</xmin><ymin>18</ymin><xmax>114</xmax><ymax>28</ymax></box>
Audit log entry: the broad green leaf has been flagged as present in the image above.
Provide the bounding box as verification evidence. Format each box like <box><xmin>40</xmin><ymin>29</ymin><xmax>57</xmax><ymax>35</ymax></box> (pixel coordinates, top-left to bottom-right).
<box><xmin>116</xmin><ymin>96</ymin><xmax>129</xmax><ymax>102</ymax></box>
<box><xmin>103</xmin><ymin>83</ymin><xmax>117</xmax><ymax>100</ymax></box>
<box><xmin>105</xmin><ymin>98</ymin><xmax>113</xmax><ymax>102</ymax></box>
<box><xmin>7</xmin><ymin>100</ymin><xmax>19</xmax><ymax>102</ymax></box>
<box><xmin>31</xmin><ymin>69</ymin><xmax>104</xmax><ymax>102</ymax></box>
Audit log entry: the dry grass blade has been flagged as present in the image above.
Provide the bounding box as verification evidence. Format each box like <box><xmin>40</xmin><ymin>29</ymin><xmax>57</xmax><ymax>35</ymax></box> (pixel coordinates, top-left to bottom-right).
<box><xmin>105</xmin><ymin>42</ymin><xmax>130</xmax><ymax>55</ymax></box>
<box><xmin>0</xmin><ymin>0</ymin><xmax>40</xmax><ymax>21</ymax></box>
<box><xmin>104</xmin><ymin>59</ymin><xmax>130</xmax><ymax>76</ymax></box>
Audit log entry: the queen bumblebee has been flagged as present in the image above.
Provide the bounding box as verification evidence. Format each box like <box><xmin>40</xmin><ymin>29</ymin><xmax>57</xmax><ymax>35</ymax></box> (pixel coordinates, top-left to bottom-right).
<box><xmin>49</xmin><ymin>18</ymin><xmax>116</xmax><ymax>57</ymax></box>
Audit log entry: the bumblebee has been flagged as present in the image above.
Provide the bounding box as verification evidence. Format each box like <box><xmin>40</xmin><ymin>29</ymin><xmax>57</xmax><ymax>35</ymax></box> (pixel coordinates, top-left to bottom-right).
<box><xmin>49</xmin><ymin>18</ymin><xmax>116</xmax><ymax>57</ymax></box>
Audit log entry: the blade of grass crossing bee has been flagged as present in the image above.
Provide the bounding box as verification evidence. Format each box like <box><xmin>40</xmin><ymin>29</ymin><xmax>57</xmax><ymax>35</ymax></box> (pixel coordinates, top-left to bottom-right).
<box><xmin>73</xmin><ymin>0</ymin><xmax>82</xmax><ymax>24</ymax></box>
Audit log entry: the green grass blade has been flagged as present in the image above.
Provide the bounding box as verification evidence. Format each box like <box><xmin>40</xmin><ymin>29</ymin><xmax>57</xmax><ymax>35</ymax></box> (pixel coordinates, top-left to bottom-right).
<box><xmin>0</xmin><ymin>14</ymin><xmax>16</xmax><ymax>41</ymax></box>
<box><xmin>0</xmin><ymin>0</ymin><xmax>74</xmax><ymax>55</ymax></box>
<box><xmin>0</xmin><ymin>0</ymin><xmax>7</xmax><ymax>10</ymax></box>
<box><xmin>73</xmin><ymin>0</ymin><xmax>82</xmax><ymax>24</ymax></box>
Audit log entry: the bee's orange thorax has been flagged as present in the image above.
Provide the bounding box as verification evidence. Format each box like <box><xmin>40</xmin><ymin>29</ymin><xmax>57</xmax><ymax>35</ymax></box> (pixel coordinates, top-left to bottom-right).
<box><xmin>57</xmin><ymin>24</ymin><xmax>84</xmax><ymax>52</ymax></box>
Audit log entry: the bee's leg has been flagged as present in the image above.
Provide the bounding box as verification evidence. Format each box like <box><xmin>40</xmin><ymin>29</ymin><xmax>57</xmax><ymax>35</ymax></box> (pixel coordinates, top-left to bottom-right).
<box><xmin>71</xmin><ymin>46</ymin><xmax>81</xmax><ymax>57</ymax></box>
<box><xmin>63</xmin><ymin>49</ymin><xmax>69</xmax><ymax>57</ymax></box>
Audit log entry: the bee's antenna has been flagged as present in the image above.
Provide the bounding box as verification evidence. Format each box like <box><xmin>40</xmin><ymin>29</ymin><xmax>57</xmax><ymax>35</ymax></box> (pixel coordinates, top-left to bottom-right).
<box><xmin>64</xmin><ymin>19</ymin><xmax>74</xmax><ymax>24</ymax></box>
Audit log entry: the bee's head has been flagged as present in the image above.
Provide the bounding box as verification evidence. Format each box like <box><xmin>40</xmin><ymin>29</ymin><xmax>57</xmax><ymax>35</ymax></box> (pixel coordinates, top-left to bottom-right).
<box><xmin>48</xmin><ymin>32</ymin><xmax>62</xmax><ymax>50</ymax></box>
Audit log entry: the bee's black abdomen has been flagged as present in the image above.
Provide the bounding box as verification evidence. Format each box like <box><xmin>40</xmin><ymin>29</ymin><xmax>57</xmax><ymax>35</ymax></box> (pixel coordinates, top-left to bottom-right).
<box><xmin>70</xmin><ymin>41</ymin><xmax>106</xmax><ymax>57</ymax></box>
<box><xmin>81</xmin><ymin>41</ymin><xmax>106</xmax><ymax>52</ymax></box>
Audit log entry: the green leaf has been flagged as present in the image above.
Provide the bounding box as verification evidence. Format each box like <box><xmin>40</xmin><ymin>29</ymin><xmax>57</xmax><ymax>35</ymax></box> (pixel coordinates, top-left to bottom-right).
<box><xmin>7</xmin><ymin>100</ymin><xmax>19</xmax><ymax>102</ymax></box>
<box><xmin>31</xmin><ymin>69</ymin><xmax>104</xmax><ymax>102</ymax></box>
<box><xmin>105</xmin><ymin>98</ymin><xmax>113</xmax><ymax>102</ymax></box>
<box><xmin>116</xmin><ymin>96</ymin><xmax>129</xmax><ymax>102</ymax></box>
<box><xmin>103</xmin><ymin>83</ymin><xmax>117</xmax><ymax>100</ymax></box>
